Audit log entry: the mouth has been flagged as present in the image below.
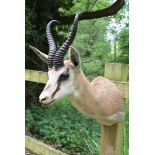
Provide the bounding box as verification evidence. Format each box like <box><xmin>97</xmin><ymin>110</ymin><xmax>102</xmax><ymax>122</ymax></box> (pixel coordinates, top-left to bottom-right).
<box><xmin>41</xmin><ymin>99</ymin><xmax>55</xmax><ymax>106</ymax></box>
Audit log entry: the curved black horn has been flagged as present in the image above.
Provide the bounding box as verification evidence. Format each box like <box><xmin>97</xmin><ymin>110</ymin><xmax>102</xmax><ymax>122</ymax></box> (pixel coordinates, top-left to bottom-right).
<box><xmin>46</xmin><ymin>20</ymin><xmax>59</xmax><ymax>68</ymax></box>
<box><xmin>54</xmin><ymin>13</ymin><xmax>81</xmax><ymax>69</ymax></box>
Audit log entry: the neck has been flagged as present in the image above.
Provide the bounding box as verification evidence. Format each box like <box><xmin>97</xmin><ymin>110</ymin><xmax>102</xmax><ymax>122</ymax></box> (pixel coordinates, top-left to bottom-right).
<box><xmin>68</xmin><ymin>71</ymin><xmax>106</xmax><ymax>117</ymax></box>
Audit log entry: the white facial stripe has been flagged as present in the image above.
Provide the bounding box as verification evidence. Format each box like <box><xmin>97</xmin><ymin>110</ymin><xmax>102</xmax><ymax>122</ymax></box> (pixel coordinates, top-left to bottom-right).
<box><xmin>51</xmin><ymin>83</ymin><xmax>61</xmax><ymax>98</ymax></box>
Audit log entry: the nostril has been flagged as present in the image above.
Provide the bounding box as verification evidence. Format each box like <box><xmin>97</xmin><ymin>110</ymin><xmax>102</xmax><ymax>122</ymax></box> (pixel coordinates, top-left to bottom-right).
<box><xmin>40</xmin><ymin>97</ymin><xmax>48</xmax><ymax>103</ymax></box>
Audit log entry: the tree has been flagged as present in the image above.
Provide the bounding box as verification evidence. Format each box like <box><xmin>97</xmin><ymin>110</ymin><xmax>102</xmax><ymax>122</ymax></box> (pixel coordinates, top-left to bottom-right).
<box><xmin>53</xmin><ymin>0</ymin><xmax>125</xmax><ymax>24</ymax></box>
<box><xmin>106</xmin><ymin>0</ymin><xmax>129</xmax><ymax>63</ymax></box>
<box><xmin>25</xmin><ymin>0</ymin><xmax>126</xmax><ymax>102</ymax></box>
<box><xmin>26</xmin><ymin>0</ymin><xmax>125</xmax><ymax>69</ymax></box>
<box><xmin>72</xmin><ymin>19</ymin><xmax>111</xmax><ymax>78</ymax></box>
<box><xmin>117</xmin><ymin>27</ymin><xmax>129</xmax><ymax>63</ymax></box>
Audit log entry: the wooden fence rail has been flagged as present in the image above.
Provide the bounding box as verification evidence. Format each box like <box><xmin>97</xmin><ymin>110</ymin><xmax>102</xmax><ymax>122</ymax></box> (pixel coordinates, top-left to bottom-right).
<box><xmin>25</xmin><ymin>136</ymin><xmax>67</xmax><ymax>155</ymax></box>
<box><xmin>25</xmin><ymin>63</ymin><xmax>128</xmax><ymax>155</ymax></box>
<box><xmin>25</xmin><ymin>70</ymin><xmax>128</xmax><ymax>99</ymax></box>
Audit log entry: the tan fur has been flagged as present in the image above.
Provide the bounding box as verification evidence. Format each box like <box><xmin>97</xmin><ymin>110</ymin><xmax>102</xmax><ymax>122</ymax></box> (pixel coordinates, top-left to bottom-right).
<box><xmin>65</xmin><ymin>61</ymin><xmax>124</xmax><ymax>126</ymax></box>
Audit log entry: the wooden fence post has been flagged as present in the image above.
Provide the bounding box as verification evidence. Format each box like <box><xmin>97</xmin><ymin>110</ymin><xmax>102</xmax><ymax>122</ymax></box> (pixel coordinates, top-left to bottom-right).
<box><xmin>99</xmin><ymin>63</ymin><xmax>129</xmax><ymax>155</ymax></box>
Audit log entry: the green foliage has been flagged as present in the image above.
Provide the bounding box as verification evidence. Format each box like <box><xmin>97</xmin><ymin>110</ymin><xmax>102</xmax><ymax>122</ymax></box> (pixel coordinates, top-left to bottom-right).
<box><xmin>72</xmin><ymin>19</ymin><xmax>111</xmax><ymax>79</ymax></box>
<box><xmin>74</xmin><ymin>20</ymin><xmax>111</xmax><ymax>58</ymax></box>
<box><xmin>26</xmin><ymin>98</ymin><xmax>129</xmax><ymax>155</ymax></box>
<box><xmin>25</xmin><ymin>0</ymin><xmax>129</xmax><ymax>70</ymax></box>
<box><xmin>118</xmin><ymin>28</ymin><xmax>129</xmax><ymax>63</ymax></box>
<box><xmin>26</xmin><ymin>99</ymin><xmax>100</xmax><ymax>155</ymax></box>
<box><xmin>25</xmin><ymin>0</ymin><xmax>73</xmax><ymax>70</ymax></box>
<box><xmin>59</xmin><ymin>0</ymin><xmax>110</xmax><ymax>14</ymax></box>
<box><xmin>106</xmin><ymin>0</ymin><xmax>129</xmax><ymax>63</ymax></box>
<box><xmin>25</xmin><ymin>109</ymin><xmax>34</xmax><ymax>131</ymax></box>
<box><xmin>25</xmin><ymin>0</ymin><xmax>129</xmax><ymax>73</ymax></box>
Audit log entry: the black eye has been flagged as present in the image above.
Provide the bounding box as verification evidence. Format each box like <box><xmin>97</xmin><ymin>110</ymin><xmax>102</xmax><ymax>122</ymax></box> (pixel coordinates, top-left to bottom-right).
<box><xmin>58</xmin><ymin>71</ymin><xmax>69</xmax><ymax>83</ymax></box>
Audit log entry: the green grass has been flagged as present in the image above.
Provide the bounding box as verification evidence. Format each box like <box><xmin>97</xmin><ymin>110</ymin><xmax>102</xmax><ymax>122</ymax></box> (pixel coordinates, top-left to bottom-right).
<box><xmin>123</xmin><ymin>99</ymin><xmax>129</xmax><ymax>155</ymax></box>
<box><xmin>26</xmin><ymin>98</ymin><xmax>129</xmax><ymax>155</ymax></box>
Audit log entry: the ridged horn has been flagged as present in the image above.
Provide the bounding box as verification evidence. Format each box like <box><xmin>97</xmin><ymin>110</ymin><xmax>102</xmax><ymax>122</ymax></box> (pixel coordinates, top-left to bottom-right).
<box><xmin>46</xmin><ymin>20</ymin><xmax>59</xmax><ymax>68</ymax></box>
<box><xmin>54</xmin><ymin>13</ymin><xmax>81</xmax><ymax>69</ymax></box>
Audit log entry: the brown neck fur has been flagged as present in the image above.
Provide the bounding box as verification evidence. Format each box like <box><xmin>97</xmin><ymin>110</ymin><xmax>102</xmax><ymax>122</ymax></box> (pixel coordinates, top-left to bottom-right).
<box><xmin>66</xmin><ymin>61</ymin><xmax>124</xmax><ymax>125</ymax></box>
<box><xmin>68</xmin><ymin>70</ymin><xmax>109</xmax><ymax>116</ymax></box>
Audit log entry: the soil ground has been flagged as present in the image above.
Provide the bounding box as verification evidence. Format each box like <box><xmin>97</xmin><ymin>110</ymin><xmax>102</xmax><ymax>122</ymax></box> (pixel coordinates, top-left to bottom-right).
<box><xmin>25</xmin><ymin>148</ymin><xmax>38</xmax><ymax>155</ymax></box>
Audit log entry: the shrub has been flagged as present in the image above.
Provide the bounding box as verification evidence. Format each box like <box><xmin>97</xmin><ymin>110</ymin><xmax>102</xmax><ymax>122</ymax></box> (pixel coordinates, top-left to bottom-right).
<box><xmin>25</xmin><ymin>98</ymin><xmax>100</xmax><ymax>155</ymax></box>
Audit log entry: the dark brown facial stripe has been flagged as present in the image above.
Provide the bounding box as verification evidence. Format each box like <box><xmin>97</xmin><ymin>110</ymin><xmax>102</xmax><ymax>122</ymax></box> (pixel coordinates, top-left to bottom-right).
<box><xmin>52</xmin><ymin>84</ymin><xmax>60</xmax><ymax>98</ymax></box>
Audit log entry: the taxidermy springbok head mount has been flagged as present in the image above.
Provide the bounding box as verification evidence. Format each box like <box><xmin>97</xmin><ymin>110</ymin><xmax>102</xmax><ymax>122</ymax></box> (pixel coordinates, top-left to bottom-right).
<box><xmin>30</xmin><ymin>13</ymin><xmax>81</xmax><ymax>104</ymax></box>
<box><xmin>30</xmin><ymin>13</ymin><xmax>124</xmax><ymax>126</ymax></box>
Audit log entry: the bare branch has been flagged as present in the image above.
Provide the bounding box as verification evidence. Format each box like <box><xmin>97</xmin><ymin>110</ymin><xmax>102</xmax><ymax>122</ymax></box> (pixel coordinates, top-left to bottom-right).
<box><xmin>54</xmin><ymin>0</ymin><xmax>125</xmax><ymax>25</ymax></box>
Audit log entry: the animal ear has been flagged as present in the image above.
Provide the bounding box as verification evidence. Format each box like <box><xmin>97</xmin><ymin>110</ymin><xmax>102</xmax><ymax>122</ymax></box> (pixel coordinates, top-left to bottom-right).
<box><xmin>29</xmin><ymin>45</ymin><xmax>48</xmax><ymax>64</ymax></box>
<box><xmin>69</xmin><ymin>46</ymin><xmax>81</xmax><ymax>67</ymax></box>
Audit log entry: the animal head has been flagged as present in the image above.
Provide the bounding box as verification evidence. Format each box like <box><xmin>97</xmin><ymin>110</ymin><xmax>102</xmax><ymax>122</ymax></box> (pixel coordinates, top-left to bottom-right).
<box><xmin>30</xmin><ymin>13</ymin><xmax>81</xmax><ymax>105</ymax></box>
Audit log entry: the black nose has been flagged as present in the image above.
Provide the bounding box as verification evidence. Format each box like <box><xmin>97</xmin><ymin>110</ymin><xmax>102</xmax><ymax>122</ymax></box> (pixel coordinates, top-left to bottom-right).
<box><xmin>40</xmin><ymin>97</ymin><xmax>48</xmax><ymax>103</ymax></box>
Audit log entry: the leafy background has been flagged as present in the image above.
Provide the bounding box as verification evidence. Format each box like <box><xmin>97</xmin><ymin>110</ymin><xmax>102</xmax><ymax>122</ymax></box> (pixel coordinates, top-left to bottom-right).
<box><xmin>25</xmin><ymin>0</ymin><xmax>129</xmax><ymax>154</ymax></box>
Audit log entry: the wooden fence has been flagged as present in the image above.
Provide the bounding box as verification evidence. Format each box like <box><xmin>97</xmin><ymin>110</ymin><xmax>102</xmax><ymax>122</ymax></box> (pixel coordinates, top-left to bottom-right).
<box><xmin>25</xmin><ymin>63</ymin><xmax>128</xmax><ymax>155</ymax></box>
<box><xmin>100</xmin><ymin>63</ymin><xmax>128</xmax><ymax>155</ymax></box>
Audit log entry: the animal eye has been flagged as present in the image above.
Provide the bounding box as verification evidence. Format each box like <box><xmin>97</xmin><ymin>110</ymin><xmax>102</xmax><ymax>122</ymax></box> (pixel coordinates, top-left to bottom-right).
<box><xmin>58</xmin><ymin>71</ymin><xmax>69</xmax><ymax>83</ymax></box>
